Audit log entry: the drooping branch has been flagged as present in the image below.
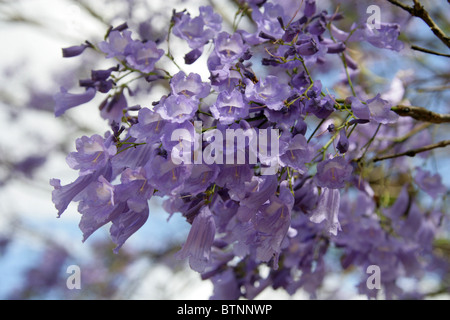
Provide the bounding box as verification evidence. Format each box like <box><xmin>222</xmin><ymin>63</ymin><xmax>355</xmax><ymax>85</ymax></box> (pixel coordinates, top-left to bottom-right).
<box><xmin>391</xmin><ymin>105</ymin><xmax>450</xmax><ymax>123</ymax></box>
<box><xmin>410</xmin><ymin>44</ymin><xmax>450</xmax><ymax>58</ymax></box>
<box><xmin>372</xmin><ymin>140</ymin><xmax>450</xmax><ymax>162</ymax></box>
<box><xmin>386</xmin><ymin>0</ymin><xmax>450</xmax><ymax>49</ymax></box>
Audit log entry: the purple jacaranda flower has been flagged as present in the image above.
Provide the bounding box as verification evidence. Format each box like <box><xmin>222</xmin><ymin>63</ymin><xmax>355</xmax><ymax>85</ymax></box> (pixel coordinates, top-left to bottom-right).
<box><xmin>100</xmin><ymin>91</ymin><xmax>128</xmax><ymax>124</ymax></box>
<box><xmin>286</xmin><ymin>256</ymin><xmax>326</xmax><ymax>299</ymax></box>
<box><xmin>305</xmin><ymin>81</ymin><xmax>335</xmax><ymax>119</ymax></box>
<box><xmin>309</xmin><ymin>12</ymin><xmax>327</xmax><ymax>36</ymax></box>
<box><xmin>82</xmin><ymin>175</ymin><xmax>115</xmax><ymax>207</ymax></box>
<box><xmin>230</xmin><ymin>175</ymin><xmax>278</xmax><ymax>222</ymax></box>
<box><xmin>283</xmin><ymin>213</ymin><xmax>326</xmax><ymax>271</ymax></box>
<box><xmin>361</xmin><ymin>23</ymin><xmax>404</xmax><ymax>52</ymax></box>
<box><xmin>252</xmin><ymin>2</ymin><xmax>287</xmax><ymax>42</ymax></box>
<box><xmin>182</xmin><ymin>163</ymin><xmax>219</xmax><ymax>195</ymax></box>
<box><xmin>209</xmin><ymin>194</ymin><xmax>239</xmax><ymax>234</ymax></box>
<box><xmin>53</xmin><ymin>87</ymin><xmax>96</xmax><ymax>117</ymax></box>
<box><xmin>336</xmin><ymin>191</ymin><xmax>383</xmax><ymax>252</ymax></box>
<box><xmin>124</xmin><ymin>40</ymin><xmax>164</xmax><ymax>74</ymax></box>
<box><xmin>343</xmin><ymin>53</ymin><xmax>359</xmax><ymax>70</ymax></box>
<box><xmin>384</xmin><ymin>185</ymin><xmax>409</xmax><ymax>223</ymax></box>
<box><xmin>232</xmin><ymin>175</ymin><xmax>278</xmax><ymax>205</ymax></box>
<box><xmin>156</xmin><ymin>94</ymin><xmax>198</xmax><ymax>123</ymax></box>
<box><xmin>304</xmin><ymin>0</ymin><xmax>316</xmax><ymax>17</ymax></box>
<box><xmin>175</xmin><ymin>15</ymin><xmax>212</xmax><ymax>49</ymax></box>
<box><xmin>309</xmin><ymin>187</ymin><xmax>341</xmax><ymax>236</ymax></box>
<box><xmin>214</xmin><ymin>32</ymin><xmax>249</xmax><ymax>64</ymax></box>
<box><xmin>129</xmin><ymin>107</ymin><xmax>167</xmax><ymax>144</ymax></box>
<box><xmin>78</xmin><ymin>66</ymin><xmax>119</xmax><ymax>94</ymax></box>
<box><xmin>115</xmin><ymin>167</ymin><xmax>154</xmax><ymax>209</ymax></box>
<box><xmin>66</xmin><ymin>134</ymin><xmax>117</xmax><ymax>176</ymax></box>
<box><xmin>111</xmin><ymin>142</ymin><xmax>157</xmax><ymax>178</ymax></box>
<box><xmin>296</xmin><ymin>35</ymin><xmax>320</xmax><ymax>56</ymax></box>
<box><xmin>220</xmin><ymin>119</ymin><xmax>256</xmax><ymax>164</ymax></box>
<box><xmin>210</xmin><ymin>269</ymin><xmax>241</xmax><ymax>300</ymax></box>
<box><xmin>207</xmin><ymin>51</ymin><xmax>229</xmax><ymax>84</ymax></box>
<box><xmin>293</xmin><ymin>178</ymin><xmax>320</xmax><ymax>214</ymax></box>
<box><xmin>395</xmin><ymin>203</ymin><xmax>423</xmax><ymax>239</ymax></box>
<box><xmin>245</xmin><ymin>125</ymin><xmax>285</xmax><ymax>174</ymax></box>
<box><xmin>264</xmin><ymin>100</ymin><xmax>303</xmax><ymax>128</ymax></box>
<box><xmin>161</xmin><ymin>120</ymin><xmax>195</xmax><ymax>156</ymax></box>
<box><xmin>109</xmin><ymin>168</ymin><xmax>154</xmax><ymax>253</ymax></box>
<box><xmin>290</xmin><ymin>71</ymin><xmax>311</xmax><ymax>92</ymax></box>
<box><xmin>322</xmin><ymin>38</ymin><xmax>346</xmax><ymax>54</ymax></box>
<box><xmin>332</xmin><ymin>21</ymin><xmax>403</xmax><ymax>52</ymax></box>
<box><xmin>62</xmin><ymin>42</ymin><xmax>91</xmax><ymax>58</ymax></box>
<box><xmin>146</xmin><ymin>154</ymin><xmax>192</xmax><ymax>195</ymax></box>
<box><xmin>279</xmin><ymin>133</ymin><xmax>313</xmax><ymax>173</ymax></box>
<box><xmin>215</xmin><ymin>164</ymin><xmax>253</xmax><ymax>193</ymax></box>
<box><xmin>170</xmin><ymin>71</ymin><xmax>211</xmax><ymax>99</ymax></box>
<box><xmin>50</xmin><ymin>163</ymin><xmax>112</xmax><ymax>217</ymax></box>
<box><xmin>184</xmin><ymin>47</ymin><xmax>204</xmax><ymax>64</ymax></box>
<box><xmin>330</xmin><ymin>23</ymin><xmax>354</xmax><ymax>42</ymax></box>
<box><xmin>207</xmin><ymin>51</ymin><xmax>243</xmax><ymax>87</ymax></box>
<box><xmin>368</xmin><ymin>240</ymin><xmax>404</xmax><ymax>278</ymax></box>
<box><xmin>414</xmin><ymin>167</ymin><xmax>446</xmax><ymax>199</ymax></box>
<box><xmin>166</xmin><ymin>194</ymin><xmax>206</xmax><ymax>225</ymax></box>
<box><xmin>252</xmin><ymin>181</ymin><xmax>294</xmax><ymax>268</ymax></box>
<box><xmin>245</xmin><ymin>75</ymin><xmax>290</xmax><ymax>111</ymax></box>
<box><xmin>110</xmin><ymin>205</ymin><xmax>149</xmax><ymax>253</ymax></box>
<box><xmin>314</xmin><ymin>156</ymin><xmax>353</xmax><ymax>189</ymax></box>
<box><xmin>349</xmin><ymin>94</ymin><xmax>398</xmax><ymax>124</ymax></box>
<box><xmin>173</xmin><ymin>6</ymin><xmax>221</xmax><ymax>49</ymax></box>
<box><xmin>290</xmin><ymin>71</ymin><xmax>311</xmax><ymax>93</ymax></box>
<box><xmin>199</xmin><ymin>5</ymin><xmax>222</xmax><ymax>32</ymax></box>
<box><xmin>77</xmin><ymin>175</ymin><xmax>122</xmax><ymax>242</ymax></box>
<box><xmin>175</xmin><ymin>206</ymin><xmax>216</xmax><ymax>272</ymax></box>
<box><xmin>337</xmin><ymin>129</ymin><xmax>349</xmax><ymax>153</ymax></box>
<box><xmin>416</xmin><ymin>210</ymin><xmax>441</xmax><ymax>252</ymax></box>
<box><xmin>98</xmin><ymin>30</ymin><xmax>133</xmax><ymax>59</ymax></box>
<box><xmin>281</xmin><ymin>16</ymin><xmax>305</xmax><ymax>42</ymax></box>
<box><xmin>210</xmin><ymin>88</ymin><xmax>249</xmax><ymax>124</ymax></box>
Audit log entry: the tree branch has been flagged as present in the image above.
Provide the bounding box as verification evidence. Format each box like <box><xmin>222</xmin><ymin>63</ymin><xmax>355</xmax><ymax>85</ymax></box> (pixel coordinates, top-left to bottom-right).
<box><xmin>372</xmin><ymin>140</ymin><xmax>450</xmax><ymax>162</ymax></box>
<box><xmin>391</xmin><ymin>105</ymin><xmax>450</xmax><ymax>123</ymax></box>
<box><xmin>386</xmin><ymin>0</ymin><xmax>450</xmax><ymax>49</ymax></box>
<box><xmin>411</xmin><ymin>44</ymin><xmax>450</xmax><ymax>58</ymax></box>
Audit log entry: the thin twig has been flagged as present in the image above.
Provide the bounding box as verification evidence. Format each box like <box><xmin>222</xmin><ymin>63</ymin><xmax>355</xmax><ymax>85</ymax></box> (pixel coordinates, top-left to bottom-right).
<box><xmin>391</xmin><ymin>105</ymin><xmax>450</xmax><ymax>123</ymax></box>
<box><xmin>385</xmin><ymin>0</ymin><xmax>450</xmax><ymax>48</ymax></box>
<box><xmin>416</xmin><ymin>85</ymin><xmax>450</xmax><ymax>92</ymax></box>
<box><xmin>411</xmin><ymin>44</ymin><xmax>450</xmax><ymax>58</ymax></box>
<box><xmin>372</xmin><ymin>140</ymin><xmax>450</xmax><ymax>162</ymax></box>
<box><xmin>359</xmin><ymin>123</ymin><xmax>382</xmax><ymax>161</ymax></box>
<box><xmin>376</xmin><ymin>122</ymin><xmax>431</xmax><ymax>155</ymax></box>
<box><xmin>77</xmin><ymin>0</ymin><xmax>109</xmax><ymax>26</ymax></box>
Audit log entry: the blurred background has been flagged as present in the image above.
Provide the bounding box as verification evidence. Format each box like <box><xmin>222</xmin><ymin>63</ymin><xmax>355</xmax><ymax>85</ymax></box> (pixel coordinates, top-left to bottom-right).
<box><xmin>0</xmin><ymin>0</ymin><xmax>448</xmax><ymax>299</ymax></box>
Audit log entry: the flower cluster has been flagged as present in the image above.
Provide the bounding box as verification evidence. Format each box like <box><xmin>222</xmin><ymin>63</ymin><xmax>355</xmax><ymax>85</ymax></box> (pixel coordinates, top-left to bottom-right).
<box><xmin>51</xmin><ymin>0</ymin><xmax>448</xmax><ymax>299</ymax></box>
